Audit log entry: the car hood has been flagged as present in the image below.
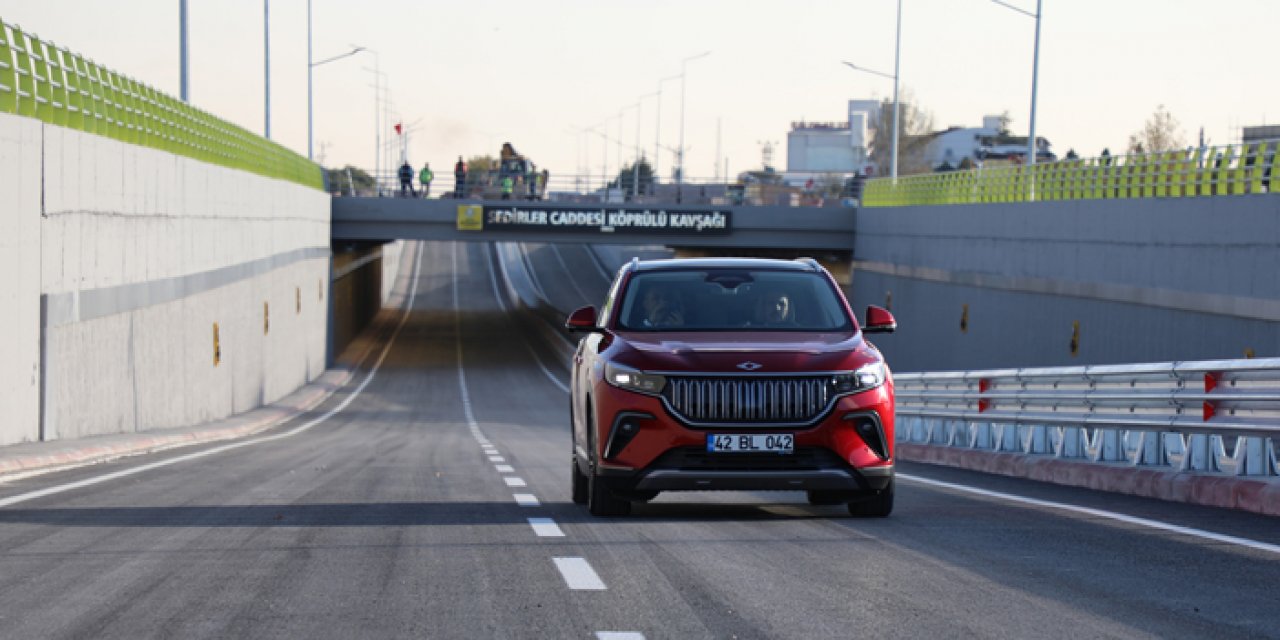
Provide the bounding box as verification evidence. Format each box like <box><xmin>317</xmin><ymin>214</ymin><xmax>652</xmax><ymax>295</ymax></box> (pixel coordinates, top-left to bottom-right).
<box><xmin>614</xmin><ymin>330</ymin><xmax>879</xmax><ymax>373</ymax></box>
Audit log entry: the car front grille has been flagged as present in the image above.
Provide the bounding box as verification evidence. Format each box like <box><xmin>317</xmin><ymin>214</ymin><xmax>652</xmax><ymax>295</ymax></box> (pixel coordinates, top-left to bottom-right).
<box><xmin>662</xmin><ymin>376</ymin><xmax>832</xmax><ymax>424</ymax></box>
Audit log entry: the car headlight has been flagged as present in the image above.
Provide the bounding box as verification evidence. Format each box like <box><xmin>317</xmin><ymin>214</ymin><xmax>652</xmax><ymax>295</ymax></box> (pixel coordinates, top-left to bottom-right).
<box><xmin>830</xmin><ymin>362</ymin><xmax>886</xmax><ymax>395</ymax></box>
<box><xmin>604</xmin><ymin>361</ymin><xmax>667</xmax><ymax>394</ymax></box>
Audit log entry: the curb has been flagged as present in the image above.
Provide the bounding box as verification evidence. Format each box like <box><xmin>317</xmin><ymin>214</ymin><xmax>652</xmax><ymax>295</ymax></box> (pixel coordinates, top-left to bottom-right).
<box><xmin>897</xmin><ymin>443</ymin><xmax>1280</xmax><ymax>517</ymax></box>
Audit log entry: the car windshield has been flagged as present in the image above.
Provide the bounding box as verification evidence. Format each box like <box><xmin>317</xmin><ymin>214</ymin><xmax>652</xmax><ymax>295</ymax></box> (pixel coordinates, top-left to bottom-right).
<box><xmin>616</xmin><ymin>269</ymin><xmax>853</xmax><ymax>332</ymax></box>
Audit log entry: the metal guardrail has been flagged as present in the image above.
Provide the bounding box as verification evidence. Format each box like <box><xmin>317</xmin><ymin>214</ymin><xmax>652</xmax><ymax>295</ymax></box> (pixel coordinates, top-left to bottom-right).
<box><xmin>894</xmin><ymin>358</ymin><xmax>1280</xmax><ymax>477</ymax></box>
<box><xmin>863</xmin><ymin>143</ymin><xmax>1277</xmax><ymax>207</ymax></box>
<box><xmin>0</xmin><ymin>18</ymin><xmax>322</xmax><ymax>190</ymax></box>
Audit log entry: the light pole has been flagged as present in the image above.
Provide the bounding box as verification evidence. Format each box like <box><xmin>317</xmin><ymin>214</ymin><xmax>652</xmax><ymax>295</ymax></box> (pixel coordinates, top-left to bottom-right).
<box><xmin>677</xmin><ymin>50</ymin><xmax>711</xmax><ymax>199</ymax></box>
<box><xmin>635</xmin><ymin>91</ymin><xmax>658</xmax><ymax>198</ymax></box>
<box><xmin>263</xmin><ymin>0</ymin><xmax>271</xmax><ymax>139</ymax></box>
<box><xmin>307</xmin><ymin>17</ymin><xmax>365</xmax><ymax>162</ymax></box>
<box><xmin>991</xmin><ymin>0</ymin><xmax>1043</xmax><ymax>177</ymax></box>
<box><xmin>842</xmin><ymin>61</ymin><xmax>898</xmax><ymax>179</ymax></box>
<box><xmin>179</xmin><ymin>0</ymin><xmax>189</xmax><ymax>101</ymax></box>
<box><xmin>655</xmin><ymin>74</ymin><xmax>680</xmax><ymax>181</ymax></box>
<box><xmin>840</xmin><ymin>0</ymin><xmax>901</xmax><ymax>180</ymax></box>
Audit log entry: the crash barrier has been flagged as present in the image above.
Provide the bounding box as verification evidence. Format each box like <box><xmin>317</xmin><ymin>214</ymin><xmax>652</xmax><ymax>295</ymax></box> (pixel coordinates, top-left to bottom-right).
<box><xmin>894</xmin><ymin>358</ymin><xmax>1280</xmax><ymax>477</ymax></box>
<box><xmin>862</xmin><ymin>143</ymin><xmax>1277</xmax><ymax>207</ymax></box>
<box><xmin>0</xmin><ymin>17</ymin><xmax>322</xmax><ymax>190</ymax></box>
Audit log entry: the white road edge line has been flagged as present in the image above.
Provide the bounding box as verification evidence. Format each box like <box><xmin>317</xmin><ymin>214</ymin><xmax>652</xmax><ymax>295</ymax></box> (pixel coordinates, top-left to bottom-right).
<box><xmin>0</xmin><ymin>244</ymin><xmax>427</xmax><ymax>509</ymax></box>
<box><xmin>527</xmin><ymin>517</ymin><xmax>565</xmax><ymax>538</ymax></box>
<box><xmin>513</xmin><ymin>493</ymin><xmax>540</xmax><ymax>507</ymax></box>
<box><xmin>552</xmin><ymin>557</ymin><xmax>607</xmax><ymax>590</ymax></box>
<box><xmin>485</xmin><ymin>243</ymin><xmax>571</xmax><ymax>394</ymax></box>
<box><xmin>549</xmin><ymin>243</ymin><xmax>594</xmax><ymax>308</ymax></box>
<box><xmin>898</xmin><ymin>473</ymin><xmax>1280</xmax><ymax>556</ymax></box>
<box><xmin>596</xmin><ymin>633</ymin><xmax>645</xmax><ymax>640</ymax></box>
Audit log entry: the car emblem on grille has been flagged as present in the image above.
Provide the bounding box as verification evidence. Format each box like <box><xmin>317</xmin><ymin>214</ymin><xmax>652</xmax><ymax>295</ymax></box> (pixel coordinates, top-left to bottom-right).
<box><xmin>736</xmin><ymin>361</ymin><xmax>763</xmax><ymax>371</ymax></box>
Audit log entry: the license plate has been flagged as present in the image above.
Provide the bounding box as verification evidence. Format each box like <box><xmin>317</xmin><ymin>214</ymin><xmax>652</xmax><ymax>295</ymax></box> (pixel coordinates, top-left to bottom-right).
<box><xmin>706</xmin><ymin>434</ymin><xmax>794</xmax><ymax>454</ymax></box>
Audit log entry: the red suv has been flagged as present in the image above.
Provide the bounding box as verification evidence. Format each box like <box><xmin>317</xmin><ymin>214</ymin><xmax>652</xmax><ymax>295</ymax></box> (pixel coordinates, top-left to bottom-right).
<box><xmin>566</xmin><ymin>257</ymin><xmax>897</xmax><ymax>517</ymax></box>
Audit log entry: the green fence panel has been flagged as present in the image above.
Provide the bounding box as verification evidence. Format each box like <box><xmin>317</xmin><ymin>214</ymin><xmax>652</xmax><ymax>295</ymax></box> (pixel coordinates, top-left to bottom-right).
<box><xmin>35</xmin><ymin>39</ymin><xmax>68</xmax><ymax>127</ymax></box>
<box><xmin>0</xmin><ymin>21</ymin><xmax>16</xmax><ymax>113</ymax></box>
<box><xmin>1231</xmin><ymin>144</ymin><xmax>1252</xmax><ymax>195</ymax></box>
<box><xmin>1249</xmin><ymin>142</ymin><xmax>1270</xmax><ymax>194</ymax></box>
<box><xmin>10</xmin><ymin>25</ymin><xmax>36</xmax><ymax>117</ymax></box>
<box><xmin>22</xmin><ymin>32</ymin><xmax>55</xmax><ymax>123</ymax></box>
<box><xmin>57</xmin><ymin>47</ymin><xmax>83</xmax><ymax>130</ymax></box>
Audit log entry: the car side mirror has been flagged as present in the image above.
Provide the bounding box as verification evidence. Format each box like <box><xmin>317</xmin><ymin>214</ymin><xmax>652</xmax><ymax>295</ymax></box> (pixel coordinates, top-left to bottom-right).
<box><xmin>565</xmin><ymin>306</ymin><xmax>599</xmax><ymax>332</ymax></box>
<box><xmin>863</xmin><ymin>305</ymin><xmax>897</xmax><ymax>334</ymax></box>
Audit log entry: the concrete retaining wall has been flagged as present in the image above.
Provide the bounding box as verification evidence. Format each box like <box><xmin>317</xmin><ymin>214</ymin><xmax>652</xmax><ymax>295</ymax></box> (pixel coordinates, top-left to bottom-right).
<box><xmin>851</xmin><ymin>197</ymin><xmax>1280</xmax><ymax>371</ymax></box>
<box><xmin>0</xmin><ymin>115</ymin><xmax>42</xmax><ymax>446</ymax></box>
<box><xmin>0</xmin><ymin>112</ymin><xmax>331</xmax><ymax>445</ymax></box>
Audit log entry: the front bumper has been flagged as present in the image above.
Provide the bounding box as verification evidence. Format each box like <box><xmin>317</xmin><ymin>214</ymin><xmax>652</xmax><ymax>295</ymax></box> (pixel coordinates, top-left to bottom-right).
<box><xmin>629</xmin><ymin>464</ymin><xmax>894</xmax><ymax>492</ymax></box>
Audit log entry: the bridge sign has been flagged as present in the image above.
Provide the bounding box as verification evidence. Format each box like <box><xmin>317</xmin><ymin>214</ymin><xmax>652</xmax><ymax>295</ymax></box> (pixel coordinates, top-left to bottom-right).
<box><xmin>457</xmin><ymin>204</ymin><xmax>731</xmax><ymax>235</ymax></box>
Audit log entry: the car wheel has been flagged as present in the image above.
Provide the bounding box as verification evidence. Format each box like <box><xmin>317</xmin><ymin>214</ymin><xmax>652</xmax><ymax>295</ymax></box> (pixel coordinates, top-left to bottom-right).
<box><xmin>571</xmin><ymin>455</ymin><xmax>589</xmax><ymax>505</ymax></box>
<box><xmin>847</xmin><ymin>477</ymin><xmax>894</xmax><ymax>517</ymax></box>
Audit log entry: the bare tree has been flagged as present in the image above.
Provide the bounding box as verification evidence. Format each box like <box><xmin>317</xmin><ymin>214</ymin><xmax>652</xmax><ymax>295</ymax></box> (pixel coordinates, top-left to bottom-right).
<box><xmin>867</xmin><ymin>87</ymin><xmax>936</xmax><ymax>176</ymax></box>
<box><xmin>1127</xmin><ymin>105</ymin><xmax>1185</xmax><ymax>154</ymax></box>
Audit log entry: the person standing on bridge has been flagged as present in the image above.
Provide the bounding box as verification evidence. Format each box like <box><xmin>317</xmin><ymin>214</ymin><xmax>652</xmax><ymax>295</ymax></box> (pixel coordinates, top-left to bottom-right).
<box><xmin>419</xmin><ymin>162</ymin><xmax>434</xmax><ymax>199</ymax></box>
<box><xmin>501</xmin><ymin>175</ymin><xmax>514</xmax><ymax>200</ymax></box>
<box><xmin>398</xmin><ymin>161</ymin><xmax>415</xmax><ymax>198</ymax></box>
<box><xmin>454</xmin><ymin>156</ymin><xmax>467</xmax><ymax>198</ymax></box>
<box><xmin>526</xmin><ymin>162</ymin><xmax>539</xmax><ymax>200</ymax></box>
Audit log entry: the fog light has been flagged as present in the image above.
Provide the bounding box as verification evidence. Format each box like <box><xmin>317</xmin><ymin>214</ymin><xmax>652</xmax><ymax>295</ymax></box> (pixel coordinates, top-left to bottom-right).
<box><xmin>604</xmin><ymin>413</ymin><xmax>651</xmax><ymax>460</ymax></box>
<box><xmin>845</xmin><ymin>414</ymin><xmax>888</xmax><ymax>460</ymax></box>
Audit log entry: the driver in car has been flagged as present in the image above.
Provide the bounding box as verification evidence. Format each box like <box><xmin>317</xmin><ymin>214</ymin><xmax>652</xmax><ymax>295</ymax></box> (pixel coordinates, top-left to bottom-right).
<box><xmin>641</xmin><ymin>288</ymin><xmax>686</xmax><ymax>328</ymax></box>
<box><xmin>750</xmin><ymin>289</ymin><xmax>799</xmax><ymax>327</ymax></box>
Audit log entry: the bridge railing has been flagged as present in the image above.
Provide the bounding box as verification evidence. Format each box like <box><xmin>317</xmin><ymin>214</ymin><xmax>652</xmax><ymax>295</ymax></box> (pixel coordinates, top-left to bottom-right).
<box><xmin>863</xmin><ymin>143</ymin><xmax>1277</xmax><ymax>207</ymax></box>
<box><xmin>339</xmin><ymin>169</ymin><xmax>848</xmax><ymax>208</ymax></box>
<box><xmin>0</xmin><ymin>17</ymin><xmax>322</xmax><ymax>190</ymax></box>
<box><xmin>894</xmin><ymin>358</ymin><xmax>1280</xmax><ymax>477</ymax></box>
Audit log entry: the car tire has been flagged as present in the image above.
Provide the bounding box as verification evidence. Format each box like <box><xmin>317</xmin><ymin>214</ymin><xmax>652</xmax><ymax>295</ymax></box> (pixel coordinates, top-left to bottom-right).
<box><xmin>847</xmin><ymin>477</ymin><xmax>894</xmax><ymax>517</ymax></box>
<box><xmin>571</xmin><ymin>455</ymin><xmax>589</xmax><ymax>505</ymax></box>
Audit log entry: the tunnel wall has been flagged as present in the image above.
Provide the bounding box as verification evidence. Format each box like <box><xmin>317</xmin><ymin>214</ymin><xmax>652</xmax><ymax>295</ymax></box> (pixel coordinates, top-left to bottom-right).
<box><xmin>850</xmin><ymin>196</ymin><xmax>1280</xmax><ymax>371</ymax></box>
<box><xmin>0</xmin><ymin>112</ymin><xmax>331</xmax><ymax>445</ymax></box>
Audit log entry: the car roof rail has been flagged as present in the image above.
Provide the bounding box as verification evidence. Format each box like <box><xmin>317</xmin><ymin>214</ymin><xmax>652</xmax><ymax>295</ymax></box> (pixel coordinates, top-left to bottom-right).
<box><xmin>794</xmin><ymin>257</ymin><xmax>822</xmax><ymax>272</ymax></box>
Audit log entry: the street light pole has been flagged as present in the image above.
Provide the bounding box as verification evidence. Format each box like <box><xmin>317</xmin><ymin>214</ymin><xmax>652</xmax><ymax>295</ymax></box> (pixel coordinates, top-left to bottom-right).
<box><xmin>677</xmin><ymin>50</ymin><xmax>711</xmax><ymax>199</ymax></box>
<box><xmin>179</xmin><ymin>0</ymin><xmax>189</xmax><ymax>101</ymax></box>
<box><xmin>264</xmin><ymin>0</ymin><xmax>271</xmax><ymax>139</ymax></box>
<box><xmin>891</xmin><ymin>0</ymin><xmax>902</xmax><ymax>181</ymax></box>
<box><xmin>655</xmin><ymin>74</ymin><xmax>680</xmax><ymax>182</ymax></box>
<box><xmin>308</xmin><ymin>42</ymin><xmax>367</xmax><ymax>162</ymax></box>
<box><xmin>842</xmin><ymin>61</ymin><xmax>898</xmax><ymax>178</ymax></box>
<box><xmin>991</xmin><ymin>0</ymin><xmax>1043</xmax><ymax>198</ymax></box>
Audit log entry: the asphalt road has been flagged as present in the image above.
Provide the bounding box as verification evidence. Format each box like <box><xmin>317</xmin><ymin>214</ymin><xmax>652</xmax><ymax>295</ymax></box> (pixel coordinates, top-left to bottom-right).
<box><xmin>2</xmin><ymin>240</ymin><xmax>1279</xmax><ymax>639</ymax></box>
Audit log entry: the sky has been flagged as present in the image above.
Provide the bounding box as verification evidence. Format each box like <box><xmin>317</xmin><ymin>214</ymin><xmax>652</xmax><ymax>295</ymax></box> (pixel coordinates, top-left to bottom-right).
<box><xmin>2</xmin><ymin>0</ymin><xmax>1276</xmax><ymax>183</ymax></box>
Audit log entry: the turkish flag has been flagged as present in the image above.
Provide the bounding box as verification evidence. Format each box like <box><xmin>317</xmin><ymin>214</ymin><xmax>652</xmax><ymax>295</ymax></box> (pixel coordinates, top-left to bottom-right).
<box><xmin>394</xmin><ymin>123</ymin><xmax>402</xmax><ymax>135</ymax></box>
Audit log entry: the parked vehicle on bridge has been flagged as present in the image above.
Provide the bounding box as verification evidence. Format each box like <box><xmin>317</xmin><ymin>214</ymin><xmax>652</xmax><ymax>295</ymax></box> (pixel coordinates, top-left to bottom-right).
<box><xmin>566</xmin><ymin>257</ymin><xmax>898</xmax><ymax>517</ymax></box>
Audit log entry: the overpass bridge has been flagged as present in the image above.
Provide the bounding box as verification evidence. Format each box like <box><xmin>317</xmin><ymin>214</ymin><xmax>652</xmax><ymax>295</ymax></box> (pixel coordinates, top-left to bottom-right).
<box><xmin>330</xmin><ymin>196</ymin><xmax>857</xmax><ymax>251</ymax></box>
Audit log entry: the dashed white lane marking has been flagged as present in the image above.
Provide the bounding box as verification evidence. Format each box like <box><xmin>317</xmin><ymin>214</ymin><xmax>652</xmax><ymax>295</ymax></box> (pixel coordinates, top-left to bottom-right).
<box><xmin>489</xmin><ymin>456</ymin><xmax>506</xmax><ymax>463</ymax></box>
<box><xmin>899</xmin><ymin>473</ymin><xmax>1280</xmax><ymax>556</ymax></box>
<box><xmin>495</xmin><ymin>464</ymin><xmax>515</xmax><ymax>473</ymax></box>
<box><xmin>596</xmin><ymin>633</ymin><xmax>645</xmax><ymax>640</ymax></box>
<box><xmin>513</xmin><ymin>493</ymin><xmax>540</xmax><ymax>507</ymax></box>
<box><xmin>504</xmin><ymin>477</ymin><xmax>527</xmax><ymax>487</ymax></box>
<box><xmin>486</xmin><ymin>244</ymin><xmax>571</xmax><ymax>394</ymax></box>
<box><xmin>0</xmin><ymin>244</ymin><xmax>427</xmax><ymax>509</ymax></box>
<box><xmin>527</xmin><ymin>517</ymin><xmax>565</xmax><ymax>538</ymax></box>
<box><xmin>553</xmin><ymin>557</ymin><xmax>607</xmax><ymax>591</ymax></box>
